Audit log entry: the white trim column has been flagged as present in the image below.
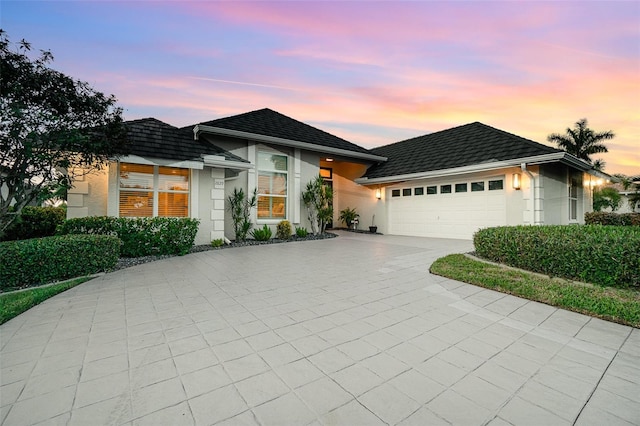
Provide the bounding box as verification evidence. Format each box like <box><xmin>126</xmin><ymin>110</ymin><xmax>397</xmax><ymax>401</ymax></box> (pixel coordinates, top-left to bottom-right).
<box><xmin>210</xmin><ymin>168</ymin><xmax>225</xmax><ymax>241</ymax></box>
<box><xmin>247</xmin><ymin>142</ymin><xmax>257</xmax><ymax>223</ymax></box>
<box><xmin>293</xmin><ymin>148</ymin><xmax>301</xmax><ymax>224</ymax></box>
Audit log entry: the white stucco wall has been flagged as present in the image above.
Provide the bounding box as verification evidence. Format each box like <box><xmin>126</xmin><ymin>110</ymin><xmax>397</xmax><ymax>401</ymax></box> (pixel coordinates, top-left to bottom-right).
<box><xmin>353</xmin><ymin>168</ymin><xmax>527</xmax><ymax>236</ymax></box>
<box><xmin>298</xmin><ymin>150</ymin><xmax>321</xmax><ymax>232</ymax></box>
<box><xmin>71</xmin><ymin>161</ymin><xmax>226</xmax><ymax>245</ymax></box>
<box><xmin>193</xmin><ymin>167</ymin><xmax>225</xmax><ymax>245</ymax></box>
<box><xmin>67</xmin><ymin>167</ymin><xmax>109</xmax><ymax>219</ymax></box>
<box><xmin>539</xmin><ymin>164</ymin><xmax>590</xmax><ymax>225</ymax></box>
<box><xmin>617</xmin><ymin>194</ymin><xmax>640</xmax><ymax>213</ymax></box>
<box><xmin>329</xmin><ymin>162</ymin><xmax>381</xmax><ymax>231</ymax></box>
<box><xmin>375</xmin><ymin>168</ymin><xmax>525</xmax><ymax>238</ymax></box>
<box><xmin>214</xmin><ymin>138</ymin><xmax>324</xmax><ymax>239</ymax></box>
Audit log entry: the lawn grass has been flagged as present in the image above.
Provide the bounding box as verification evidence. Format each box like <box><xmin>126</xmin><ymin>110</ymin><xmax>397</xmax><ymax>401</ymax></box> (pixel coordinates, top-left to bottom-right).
<box><xmin>0</xmin><ymin>277</ymin><xmax>94</xmax><ymax>325</ymax></box>
<box><xmin>430</xmin><ymin>254</ymin><xmax>640</xmax><ymax>328</ymax></box>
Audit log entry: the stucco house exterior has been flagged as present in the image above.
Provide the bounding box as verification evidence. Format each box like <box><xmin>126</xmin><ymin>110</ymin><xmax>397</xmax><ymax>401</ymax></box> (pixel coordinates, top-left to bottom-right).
<box><xmin>616</xmin><ymin>174</ymin><xmax>640</xmax><ymax>213</ymax></box>
<box><xmin>356</xmin><ymin>122</ymin><xmax>602</xmax><ymax>239</ymax></box>
<box><xmin>67</xmin><ymin>109</ymin><xmax>601</xmax><ymax>243</ymax></box>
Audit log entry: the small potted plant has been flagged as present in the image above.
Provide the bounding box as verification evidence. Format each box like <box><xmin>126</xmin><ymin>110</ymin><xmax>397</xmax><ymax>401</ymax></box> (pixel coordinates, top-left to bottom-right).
<box><xmin>369</xmin><ymin>214</ymin><xmax>377</xmax><ymax>233</ymax></box>
<box><xmin>339</xmin><ymin>207</ymin><xmax>359</xmax><ymax>230</ymax></box>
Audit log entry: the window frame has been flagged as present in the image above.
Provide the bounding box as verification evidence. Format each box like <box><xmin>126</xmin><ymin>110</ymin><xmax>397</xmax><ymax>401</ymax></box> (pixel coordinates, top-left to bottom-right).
<box><xmin>257</xmin><ymin>151</ymin><xmax>289</xmax><ymax>221</ymax></box>
<box><xmin>471</xmin><ymin>181</ymin><xmax>485</xmax><ymax>192</ymax></box>
<box><xmin>118</xmin><ymin>163</ymin><xmax>190</xmax><ymax>218</ymax></box>
<box><xmin>455</xmin><ymin>183</ymin><xmax>468</xmax><ymax>193</ymax></box>
<box><xmin>488</xmin><ymin>179</ymin><xmax>504</xmax><ymax>191</ymax></box>
<box><xmin>569</xmin><ymin>176</ymin><xmax>579</xmax><ymax>222</ymax></box>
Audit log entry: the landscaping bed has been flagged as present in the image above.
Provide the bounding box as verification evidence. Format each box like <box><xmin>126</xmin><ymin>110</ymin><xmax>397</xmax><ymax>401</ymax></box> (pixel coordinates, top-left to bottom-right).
<box><xmin>430</xmin><ymin>253</ymin><xmax>640</xmax><ymax>327</ymax></box>
<box><xmin>113</xmin><ymin>232</ymin><xmax>337</xmax><ymax>271</ymax></box>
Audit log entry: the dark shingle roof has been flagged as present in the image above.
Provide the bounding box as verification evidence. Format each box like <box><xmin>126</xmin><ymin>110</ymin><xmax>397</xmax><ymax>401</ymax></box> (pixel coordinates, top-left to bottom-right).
<box><xmin>364</xmin><ymin>122</ymin><xmax>561</xmax><ymax>179</ymax></box>
<box><xmin>125</xmin><ymin>118</ymin><xmax>247</xmax><ymax>163</ymax></box>
<box><xmin>197</xmin><ymin>108</ymin><xmax>373</xmax><ymax>156</ymax></box>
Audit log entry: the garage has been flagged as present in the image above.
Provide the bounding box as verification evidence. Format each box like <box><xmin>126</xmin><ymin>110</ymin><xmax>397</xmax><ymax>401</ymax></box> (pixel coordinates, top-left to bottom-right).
<box><xmin>387</xmin><ymin>176</ymin><xmax>507</xmax><ymax>240</ymax></box>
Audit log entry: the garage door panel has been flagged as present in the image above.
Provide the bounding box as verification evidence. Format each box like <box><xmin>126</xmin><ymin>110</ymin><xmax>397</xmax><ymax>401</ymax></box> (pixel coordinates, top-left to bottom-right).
<box><xmin>389</xmin><ymin>185</ymin><xmax>506</xmax><ymax>239</ymax></box>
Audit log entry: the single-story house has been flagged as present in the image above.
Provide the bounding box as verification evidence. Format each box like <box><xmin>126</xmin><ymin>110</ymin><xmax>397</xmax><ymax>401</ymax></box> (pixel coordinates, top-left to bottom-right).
<box><xmin>603</xmin><ymin>174</ymin><xmax>640</xmax><ymax>213</ymax></box>
<box><xmin>67</xmin><ymin>108</ymin><xmax>603</xmax><ymax>244</ymax></box>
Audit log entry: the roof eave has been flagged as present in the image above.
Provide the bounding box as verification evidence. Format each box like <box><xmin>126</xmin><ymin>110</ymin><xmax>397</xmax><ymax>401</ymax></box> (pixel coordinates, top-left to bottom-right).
<box><xmin>117</xmin><ymin>155</ymin><xmax>205</xmax><ymax>170</ymax></box>
<box><xmin>355</xmin><ymin>152</ymin><xmax>599</xmax><ymax>185</ymax></box>
<box><xmin>202</xmin><ymin>155</ymin><xmax>254</xmax><ymax>171</ymax></box>
<box><xmin>193</xmin><ymin>124</ymin><xmax>387</xmax><ymax>163</ymax></box>
<box><xmin>553</xmin><ymin>153</ymin><xmax>614</xmax><ymax>180</ymax></box>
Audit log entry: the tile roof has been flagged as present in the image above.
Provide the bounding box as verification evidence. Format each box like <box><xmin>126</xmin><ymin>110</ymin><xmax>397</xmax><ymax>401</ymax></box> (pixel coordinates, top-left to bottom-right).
<box><xmin>125</xmin><ymin>118</ymin><xmax>247</xmax><ymax>163</ymax></box>
<box><xmin>364</xmin><ymin>122</ymin><xmax>562</xmax><ymax>179</ymax></box>
<box><xmin>197</xmin><ymin>108</ymin><xmax>374</xmax><ymax>156</ymax></box>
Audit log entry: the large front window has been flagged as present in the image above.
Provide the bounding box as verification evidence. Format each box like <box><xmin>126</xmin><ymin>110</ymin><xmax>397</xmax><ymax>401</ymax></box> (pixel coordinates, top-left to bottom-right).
<box><xmin>119</xmin><ymin>163</ymin><xmax>189</xmax><ymax>217</ymax></box>
<box><xmin>257</xmin><ymin>152</ymin><xmax>287</xmax><ymax>219</ymax></box>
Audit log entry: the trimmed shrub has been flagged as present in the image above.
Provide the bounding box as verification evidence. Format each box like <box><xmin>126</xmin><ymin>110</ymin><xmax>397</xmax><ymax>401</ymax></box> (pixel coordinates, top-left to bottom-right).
<box><xmin>585</xmin><ymin>212</ymin><xmax>640</xmax><ymax>226</ymax></box>
<box><xmin>57</xmin><ymin>216</ymin><xmax>200</xmax><ymax>257</ymax></box>
<box><xmin>0</xmin><ymin>234</ymin><xmax>120</xmax><ymax>290</ymax></box>
<box><xmin>251</xmin><ymin>224</ymin><xmax>272</xmax><ymax>241</ymax></box>
<box><xmin>474</xmin><ymin>225</ymin><xmax>640</xmax><ymax>289</ymax></box>
<box><xmin>2</xmin><ymin>206</ymin><xmax>66</xmax><ymax>241</ymax></box>
<box><xmin>295</xmin><ymin>227</ymin><xmax>308</xmax><ymax>237</ymax></box>
<box><xmin>276</xmin><ymin>220</ymin><xmax>292</xmax><ymax>240</ymax></box>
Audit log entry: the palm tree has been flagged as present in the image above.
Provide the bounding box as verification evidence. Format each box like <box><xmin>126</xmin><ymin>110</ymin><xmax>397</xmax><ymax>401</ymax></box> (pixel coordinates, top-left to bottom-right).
<box><xmin>547</xmin><ymin>118</ymin><xmax>614</xmax><ymax>163</ymax></box>
<box><xmin>592</xmin><ymin>159</ymin><xmax>606</xmax><ymax>172</ymax></box>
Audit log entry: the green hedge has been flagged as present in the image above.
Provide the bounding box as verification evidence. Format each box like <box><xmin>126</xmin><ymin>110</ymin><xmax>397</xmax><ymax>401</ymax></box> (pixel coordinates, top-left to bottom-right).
<box><xmin>2</xmin><ymin>206</ymin><xmax>66</xmax><ymax>241</ymax></box>
<box><xmin>585</xmin><ymin>212</ymin><xmax>640</xmax><ymax>226</ymax></box>
<box><xmin>474</xmin><ymin>225</ymin><xmax>640</xmax><ymax>289</ymax></box>
<box><xmin>57</xmin><ymin>216</ymin><xmax>200</xmax><ymax>257</ymax></box>
<box><xmin>0</xmin><ymin>234</ymin><xmax>120</xmax><ymax>290</ymax></box>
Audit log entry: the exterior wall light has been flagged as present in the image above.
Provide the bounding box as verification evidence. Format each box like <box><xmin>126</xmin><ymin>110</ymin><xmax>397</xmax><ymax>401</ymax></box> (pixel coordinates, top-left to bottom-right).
<box><xmin>375</xmin><ymin>188</ymin><xmax>382</xmax><ymax>199</ymax></box>
<box><xmin>513</xmin><ymin>173</ymin><xmax>521</xmax><ymax>190</ymax></box>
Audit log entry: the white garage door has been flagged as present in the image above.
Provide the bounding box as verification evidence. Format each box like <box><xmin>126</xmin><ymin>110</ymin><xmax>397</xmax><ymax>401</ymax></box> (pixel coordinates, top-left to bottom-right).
<box><xmin>388</xmin><ymin>178</ymin><xmax>507</xmax><ymax>240</ymax></box>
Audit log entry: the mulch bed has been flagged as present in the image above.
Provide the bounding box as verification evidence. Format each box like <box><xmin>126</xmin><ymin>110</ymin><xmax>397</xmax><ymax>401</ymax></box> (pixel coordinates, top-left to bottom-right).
<box><xmin>113</xmin><ymin>232</ymin><xmax>338</xmax><ymax>271</ymax></box>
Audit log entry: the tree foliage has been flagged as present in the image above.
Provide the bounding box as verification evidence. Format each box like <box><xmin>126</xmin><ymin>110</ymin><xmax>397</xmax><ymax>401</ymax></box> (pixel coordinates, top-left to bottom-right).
<box><xmin>227</xmin><ymin>188</ymin><xmax>257</xmax><ymax>241</ymax></box>
<box><xmin>592</xmin><ymin>187</ymin><xmax>622</xmax><ymax>212</ymax></box>
<box><xmin>547</xmin><ymin>118</ymin><xmax>614</xmax><ymax>164</ymax></box>
<box><xmin>302</xmin><ymin>175</ymin><xmax>333</xmax><ymax>235</ymax></box>
<box><xmin>0</xmin><ymin>31</ymin><xmax>129</xmax><ymax>236</ymax></box>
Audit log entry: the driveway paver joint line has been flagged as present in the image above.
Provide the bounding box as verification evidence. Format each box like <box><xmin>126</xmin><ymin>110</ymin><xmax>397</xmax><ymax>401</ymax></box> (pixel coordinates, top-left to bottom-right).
<box><xmin>571</xmin><ymin>327</ymin><xmax>632</xmax><ymax>426</ymax></box>
<box><xmin>1</xmin><ymin>232</ymin><xmax>637</xmax><ymax>426</ymax></box>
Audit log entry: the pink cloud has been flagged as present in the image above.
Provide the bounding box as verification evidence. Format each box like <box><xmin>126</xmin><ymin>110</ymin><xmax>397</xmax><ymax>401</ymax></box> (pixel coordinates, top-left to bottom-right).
<box><xmin>70</xmin><ymin>1</ymin><xmax>637</xmax><ymax>174</ymax></box>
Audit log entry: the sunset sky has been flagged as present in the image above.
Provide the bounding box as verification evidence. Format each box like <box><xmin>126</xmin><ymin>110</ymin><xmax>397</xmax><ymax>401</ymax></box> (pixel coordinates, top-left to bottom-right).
<box><xmin>3</xmin><ymin>1</ymin><xmax>639</xmax><ymax>175</ymax></box>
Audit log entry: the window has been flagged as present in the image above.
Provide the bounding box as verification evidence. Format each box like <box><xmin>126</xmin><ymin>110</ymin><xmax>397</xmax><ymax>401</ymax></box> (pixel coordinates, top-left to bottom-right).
<box><xmin>402</xmin><ymin>188</ymin><xmax>412</xmax><ymax>196</ymax></box>
<box><xmin>471</xmin><ymin>181</ymin><xmax>484</xmax><ymax>192</ymax></box>
<box><xmin>441</xmin><ymin>184</ymin><xmax>452</xmax><ymax>194</ymax></box>
<box><xmin>119</xmin><ymin>163</ymin><xmax>189</xmax><ymax>217</ymax></box>
<box><xmin>569</xmin><ymin>177</ymin><xmax>579</xmax><ymax>221</ymax></box>
<box><xmin>488</xmin><ymin>179</ymin><xmax>504</xmax><ymax>191</ymax></box>
<box><xmin>257</xmin><ymin>152</ymin><xmax>288</xmax><ymax>219</ymax></box>
<box><xmin>414</xmin><ymin>187</ymin><xmax>424</xmax><ymax>196</ymax></box>
<box><xmin>455</xmin><ymin>183</ymin><xmax>468</xmax><ymax>193</ymax></box>
<box><xmin>320</xmin><ymin>167</ymin><xmax>332</xmax><ymax>179</ymax></box>
<box><xmin>426</xmin><ymin>186</ymin><xmax>437</xmax><ymax>195</ymax></box>
<box><xmin>392</xmin><ymin>189</ymin><xmax>401</xmax><ymax>197</ymax></box>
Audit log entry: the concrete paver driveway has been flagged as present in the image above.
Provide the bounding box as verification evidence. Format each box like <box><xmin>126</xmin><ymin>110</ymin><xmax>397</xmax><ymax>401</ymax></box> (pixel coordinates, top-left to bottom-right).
<box><xmin>1</xmin><ymin>231</ymin><xmax>638</xmax><ymax>425</ymax></box>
